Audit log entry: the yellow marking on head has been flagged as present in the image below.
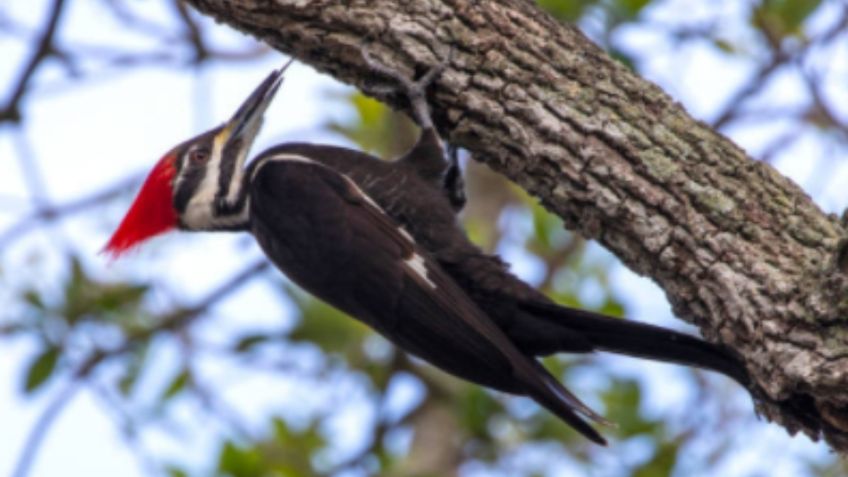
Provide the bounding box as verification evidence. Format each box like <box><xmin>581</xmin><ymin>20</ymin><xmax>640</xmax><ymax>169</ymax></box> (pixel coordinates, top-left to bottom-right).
<box><xmin>213</xmin><ymin>125</ymin><xmax>232</xmax><ymax>150</ymax></box>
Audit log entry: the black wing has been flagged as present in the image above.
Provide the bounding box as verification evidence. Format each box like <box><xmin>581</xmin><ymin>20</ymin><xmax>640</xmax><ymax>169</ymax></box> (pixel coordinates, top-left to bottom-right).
<box><xmin>248</xmin><ymin>155</ymin><xmax>609</xmax><ymax>444</ymax></box>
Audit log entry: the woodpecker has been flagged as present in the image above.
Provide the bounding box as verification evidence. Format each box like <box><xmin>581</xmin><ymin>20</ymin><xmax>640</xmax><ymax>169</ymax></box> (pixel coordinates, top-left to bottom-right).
<box><xmin>105</xmin><ymin>56</ymin><xmax>750</xmax><ymax>445</ymax></box>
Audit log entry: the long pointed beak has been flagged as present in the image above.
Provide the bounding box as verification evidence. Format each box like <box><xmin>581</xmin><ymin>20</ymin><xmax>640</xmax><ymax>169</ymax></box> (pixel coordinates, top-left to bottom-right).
<box><xmin>221</xmin><ymin>58</ymin><xmax>294</xmax><ymax>146</ymax></box>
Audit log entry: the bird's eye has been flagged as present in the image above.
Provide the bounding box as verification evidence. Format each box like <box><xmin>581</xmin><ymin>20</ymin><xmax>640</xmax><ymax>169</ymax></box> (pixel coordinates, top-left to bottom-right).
<box><xmin>189</xmin><ymin>148</ymin><xmax>210</xmax><ymax>165</ymax></box>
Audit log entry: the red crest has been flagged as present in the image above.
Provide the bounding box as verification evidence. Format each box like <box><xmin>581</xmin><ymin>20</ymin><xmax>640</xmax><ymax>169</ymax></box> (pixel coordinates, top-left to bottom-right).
<box><xmin>103</xmin><ymin>155</ymin><xmax>178</xmax><ymax>258</ymax></box>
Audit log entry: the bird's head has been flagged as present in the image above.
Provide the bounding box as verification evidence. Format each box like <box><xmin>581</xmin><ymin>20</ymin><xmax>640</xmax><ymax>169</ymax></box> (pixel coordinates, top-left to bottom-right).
<box><xmin>103</xmin><ymin>61</ymin><xmax>291</xmax><ymax>258</ymax></box>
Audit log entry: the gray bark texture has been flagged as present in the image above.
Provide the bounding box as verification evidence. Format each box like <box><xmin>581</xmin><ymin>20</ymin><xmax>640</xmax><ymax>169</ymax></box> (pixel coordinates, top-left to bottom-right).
<box><xmin>184</xmin><ymin>0</ymin><xmax>848</xmax><ymax>450</ymax></box>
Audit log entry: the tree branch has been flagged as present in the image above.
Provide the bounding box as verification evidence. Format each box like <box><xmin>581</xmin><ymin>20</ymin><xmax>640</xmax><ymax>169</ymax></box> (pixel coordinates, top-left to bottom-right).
<box><xmin>0</xmin><ymin>173</ymin><xmax>143</xmax><ymax>250</ymax></box>
<box><xmin>0</xmin><ymin>0</ymin><xmax>68</xmax><ymax>124</ymax></box>
<box><xmin>183</xmin><ymin>0</ymin><xmax>848</xmax><ymax>450</ymax></box>
<box><xmin>10</xmin><ymin>259</ymin><xmax>270</xmax><ymax>477</ymax></box>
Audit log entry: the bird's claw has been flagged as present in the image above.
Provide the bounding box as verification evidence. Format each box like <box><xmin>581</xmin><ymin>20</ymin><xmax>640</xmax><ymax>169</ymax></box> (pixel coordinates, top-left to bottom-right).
<box><xmin>361</xmin><ymin>47</ymin><xmax>451</xmax><ymax>129</ymax></box>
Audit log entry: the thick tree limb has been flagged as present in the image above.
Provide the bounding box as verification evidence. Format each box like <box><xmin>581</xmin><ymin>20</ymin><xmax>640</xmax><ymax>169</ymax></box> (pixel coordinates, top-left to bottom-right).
<box><xmin>183</xmin><ymin>0</ymin><xmax>848</xmax><ymax>450</ymax></box>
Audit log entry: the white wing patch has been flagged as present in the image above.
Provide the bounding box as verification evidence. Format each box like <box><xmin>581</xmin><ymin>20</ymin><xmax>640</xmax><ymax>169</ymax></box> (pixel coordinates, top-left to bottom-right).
<box><xmin>342</xmin><ymin>175</ymin><xmax>381</xmax><ymax>209</ymax></box>
<box><xmin>183</xmin><ymin>140</ymin><xmax>224</xmax><ymax>229</ymax></box>
<box><xmin>405</xmin><ymin>252</ymin><xmax>436</xmax><ymax>289</ymax></box>
<box><xmin>339</xmin><ymin>175</ymin><xmax>436</xmax><ymax>290</ymax></box>
<box><xmin>397</xmin><ymin>226</ymin><xmax>414</xmax><ymax>243</ymax></box>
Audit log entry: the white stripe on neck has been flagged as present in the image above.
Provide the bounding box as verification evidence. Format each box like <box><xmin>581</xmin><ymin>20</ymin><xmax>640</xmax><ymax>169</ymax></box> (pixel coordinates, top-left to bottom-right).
<box><xmin>250</xmin><ymin>153</ymin><xmax>316</xmax><ymax>181</ymax></box>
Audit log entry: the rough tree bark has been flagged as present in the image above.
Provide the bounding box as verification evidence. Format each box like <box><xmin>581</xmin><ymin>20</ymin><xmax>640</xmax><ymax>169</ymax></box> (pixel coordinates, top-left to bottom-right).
<box><xmin>184</xmin><ymin>0</ymin><xmax>848</xmax><ymax>450</ymax></box>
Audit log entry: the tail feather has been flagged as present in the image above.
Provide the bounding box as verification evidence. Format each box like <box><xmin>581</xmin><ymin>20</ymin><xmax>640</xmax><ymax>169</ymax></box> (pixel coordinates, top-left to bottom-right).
<box><xmin>504</xmin><ymin>335</ymin><xmax>612</xmax><ymax>444</ymax></box>
<box><xmin>521</xmin><ymin>361</ymin><xmax>609</xmax><ymax>445</ymax></box>
<box><xmin>533</xmin><ymin>388</ymin><xmax>608</xmax><ymax>445</ymax></box>
<box><xmin>516</xmin><ymin>301</ymin><xmax>750</xmax><ymax>387</ymax></box>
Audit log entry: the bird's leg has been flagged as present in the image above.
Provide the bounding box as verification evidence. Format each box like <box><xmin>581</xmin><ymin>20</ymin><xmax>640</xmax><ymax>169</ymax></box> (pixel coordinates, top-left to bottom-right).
<box><xmin>443</xmin><ymin>144</ymin><xmax>466</xmax><ymax>212</ymax></box>
<box><xmin>362</xmin><ymin>48</ymin><xmax>465</xmax><ymax>211</ymax></box>
<box><xmin>361</xmin><ymin>48</ymin><xmax>449</xmax><ymax>130</ymax></box>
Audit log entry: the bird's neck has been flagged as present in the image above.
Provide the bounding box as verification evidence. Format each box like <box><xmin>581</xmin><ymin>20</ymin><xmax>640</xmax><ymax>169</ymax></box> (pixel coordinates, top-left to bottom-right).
<box><xmin>207</xmin><ymin>172</ymin><xmax>252</xmax><ymax>231</ymax></box>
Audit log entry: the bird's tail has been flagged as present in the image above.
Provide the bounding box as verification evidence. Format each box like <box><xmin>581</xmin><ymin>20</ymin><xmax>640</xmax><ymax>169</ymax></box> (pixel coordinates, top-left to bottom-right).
<box><xmin>509</xmin><ymin>349</ymin><xmax>611</xmax><ymax>445</ymax></box>
<box><xmin>527</xmin><ymin>360</ymin><xmax>613</xmax><ymax>445</ymax></box>
<box><xmin>516</xmin><ymin>300</ymin><xmax>750</xmax><ymax>387</ymax></box>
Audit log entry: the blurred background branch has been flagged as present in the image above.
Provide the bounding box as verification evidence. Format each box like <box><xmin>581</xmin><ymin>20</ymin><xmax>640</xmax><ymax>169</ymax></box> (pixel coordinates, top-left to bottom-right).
<box><xmin>1</xmin><ymin>1</ymin><xmax>847</xmax><ymax>476</ymax></box>
<box><xmin>0</xmin><ymin>0</ymin><xmax>67</xmax><ymax>124</ymax></box>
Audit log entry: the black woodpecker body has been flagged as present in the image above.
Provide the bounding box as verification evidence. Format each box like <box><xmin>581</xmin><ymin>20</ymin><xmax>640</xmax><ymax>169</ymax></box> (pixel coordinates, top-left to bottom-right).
<box><xmin>106</xmin><ymin>58</ymin><xmax>750</xmax><ymax>446</ymax></box>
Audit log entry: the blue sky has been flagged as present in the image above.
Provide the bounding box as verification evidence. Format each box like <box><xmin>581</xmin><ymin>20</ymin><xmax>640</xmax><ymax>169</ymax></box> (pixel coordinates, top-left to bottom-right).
<box><xmin>1</xmin><ymin>0</ymin><xmax>846</xmax><ymax>476</ymax></box>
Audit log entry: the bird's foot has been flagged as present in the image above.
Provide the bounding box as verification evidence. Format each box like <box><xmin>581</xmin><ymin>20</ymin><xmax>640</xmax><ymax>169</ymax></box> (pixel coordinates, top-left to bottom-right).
<box><xmin>361</xmin><ymin>47</ymin><xmax>450</xmax><ymax>129</ymax></box>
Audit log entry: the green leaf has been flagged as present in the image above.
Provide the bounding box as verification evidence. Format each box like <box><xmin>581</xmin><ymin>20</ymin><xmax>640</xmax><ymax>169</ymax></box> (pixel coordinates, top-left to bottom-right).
<box><xmin>23</xmin><ymin>290</ymin><xmax>45</xmax><ymax>310</ymax></box>
<box><xmin>531</xmin><ymin>409</ymin><xmax>585</xmax><ymax>443</ymax></box>
<box><xmin>602</xmin><ymin>379</ymin><xmax>660</xmax><ymax>438</ymax></box>
<box><xmin>165</xmin><ymin>466</ymin><xmax>189</xmax><ymax>477</ymax></box>
<box><xmin>217</xmin><ymin>441</ymin><xmax>263</xmax><ymax>477</ymax></box>
<box><xmin>531</xmin><ymin>201</ymin><xmax>556</xmax><ymax>250</ymax></box>
<box><xmin>458</xmin><ymin>387</ymin><xmax>502</xmax><ymax>439</ymax></box>
<box><xmin>754</xmin><ymin>0</ymin><xmax>823</xmax><ymax>39</ymax></box>
<box><xmin>61</xmin><ymin>255</ymin><xmax>149</xmax><ymax>325</ymax></box>
<box><xmin>597</xmin><ymin>297</ymin><xmax>625</xmax><ymax>318</ymax></box>
<box><xmin>272</xmin><ymin>417</ymin><xmax>325</xmax><ymax>452</ymax></box>
<box><xmin>713</xmin><ymin>38</ymin><xmax>737</xmax><ymax>54</ymax></box>
<box><xmin>118</xmin><ymin>344</ymin><xmax>149</xmax><ymax>396</ymax></box>
<box><xmin>633</xmin><ymin>440</ymin><xmax>679</xmax><ymax>477</ymax></box>
<box><xmin>536</xmin><ymin>0</ymin><xmax>598</xmax><ymax>22</ymax></box>
<box><xmin>234</xmin><ymin>333</ymin><xmax>273</xmax><ymax>353</ymax></box>
<box><xmin>613</xmin><ymin>0</ymin><xmax>651</xmax><ymax>19</ymax></box>
<box><xmin>24</xmin><ymin>346</ymin><xmax>60</xmax><ymax>393</ymax></box>
<box><xmin>162</xmin><ymin>369</ymin><xmax>190</xmax><ymax>401</ymax></box>
<box><xmin>351</xmin><ymin>93</ymin><xmax>386</xmax><ymax>129</ymax></box>
<box><xmin>63</xmin><ymin>257</ymin><xmax>89</xmax><ymax>323</ymax></box>
<box><xmin>326</xmin><ymin>92</ymin><xmax>418</xmax><ymax>158</ymax></box>
<box><xmin>94</xmin><ymin>284</ymin><xmax>149</xmax><ymax>313</ymax></box>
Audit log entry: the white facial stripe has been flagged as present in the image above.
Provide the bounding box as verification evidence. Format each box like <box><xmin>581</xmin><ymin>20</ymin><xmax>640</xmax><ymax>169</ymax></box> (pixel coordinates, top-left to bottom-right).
<box><xmin>225</xmin><ymin>160</ymin><xmax>245</xmax><ymax>204</ymax></box>
<box><xmin>182</xmin><ymin>135</ymin><xmax>226</xmax><ymax>229</ymax></box>
<box><xmin>224</xmin><ymin>120</ymin><xmax>264</xmax><ymax>206</ymax></box>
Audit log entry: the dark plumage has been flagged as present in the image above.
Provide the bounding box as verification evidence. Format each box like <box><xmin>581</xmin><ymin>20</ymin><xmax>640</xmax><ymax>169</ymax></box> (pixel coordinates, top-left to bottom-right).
<box><xmin>256</xmin><ymin>132</ymin><xmax>749</xmax><ymax>384</ymax></box>
<box><xmin>243</xmin><ymin>127</ymin><xmax>749</xmax><ymax>444</ymax></box>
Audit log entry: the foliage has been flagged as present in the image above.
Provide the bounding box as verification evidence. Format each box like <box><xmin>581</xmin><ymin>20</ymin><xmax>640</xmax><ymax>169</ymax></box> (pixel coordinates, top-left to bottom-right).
<box><xmin>1</xmin><ymin>0</ymin><xmax>846</xmax><ymax>476</ymax></box>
